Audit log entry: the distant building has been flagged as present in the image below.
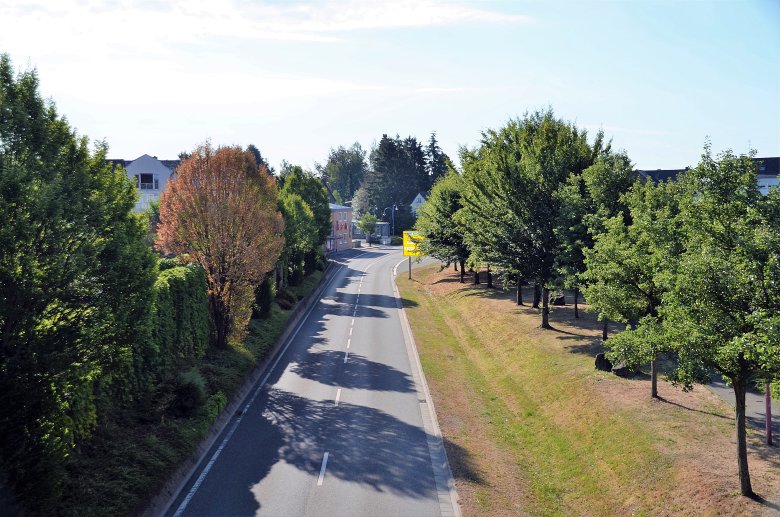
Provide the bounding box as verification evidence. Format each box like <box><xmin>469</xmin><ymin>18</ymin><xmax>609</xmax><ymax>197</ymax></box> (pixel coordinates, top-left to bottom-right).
<box><xmin>409</xmin><ymin>192</ymin><xmax>428</xmax><ymax>216</ymax></box>
<box><xmin>636</xmin><ymin>157</ymin><xmax>779</xmax><ymax>195</ymax></box>
<box><xmin>327</xmin><ymin>203</ymin><xmax>353</xmax><ymax>252</ymax></box>
<box><xmin>108</xmin><ymin>154</ymin><xmax>180</xmax><ymax>212</ymax></box>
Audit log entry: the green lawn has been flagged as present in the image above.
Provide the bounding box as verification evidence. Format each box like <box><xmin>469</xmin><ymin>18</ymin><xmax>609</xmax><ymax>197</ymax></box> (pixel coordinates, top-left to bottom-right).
<box><xmin>398</xmin><ymin>264</ymin><xmax>776</xmax><ymax>516</ymax></box>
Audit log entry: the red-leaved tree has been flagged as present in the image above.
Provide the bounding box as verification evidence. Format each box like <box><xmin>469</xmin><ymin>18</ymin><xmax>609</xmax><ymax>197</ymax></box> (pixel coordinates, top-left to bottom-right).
<box><xmin>157</xmin><ymin>143</ymin><xmax>284</xmax><ymax>348</ymax></box>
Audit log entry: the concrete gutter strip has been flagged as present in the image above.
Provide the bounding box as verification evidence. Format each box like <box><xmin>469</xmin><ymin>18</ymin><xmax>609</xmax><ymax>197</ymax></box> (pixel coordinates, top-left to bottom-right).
<box><xmin>141</xmin><ymin>263</ymin><xmax>337</xmax><ymax>517</ymax></box>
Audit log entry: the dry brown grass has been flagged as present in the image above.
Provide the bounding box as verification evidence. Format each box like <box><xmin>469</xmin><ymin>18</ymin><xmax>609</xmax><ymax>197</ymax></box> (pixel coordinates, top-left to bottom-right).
<box><xmin>399</xmin><ymin>265</ymin><xmax>780</xmax><ymax>517</ymax></box>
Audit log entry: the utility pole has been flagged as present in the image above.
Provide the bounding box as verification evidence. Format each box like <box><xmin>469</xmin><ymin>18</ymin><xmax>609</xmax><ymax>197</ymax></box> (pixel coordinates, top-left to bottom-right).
<box><xmin>767</xmin><ymin>382</ymin><xmax>773</xmax><ymax>446</ymax></box>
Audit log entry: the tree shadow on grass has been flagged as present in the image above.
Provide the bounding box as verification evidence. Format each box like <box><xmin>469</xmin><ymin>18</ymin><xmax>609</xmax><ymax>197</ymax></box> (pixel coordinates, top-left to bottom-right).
<box><xmin>443</xmin><ymin>438</ymin><xmax>486</xmax><ymax>486</ymax></box>
<box><xmin>563</xmin><ymin>338</ymin><xmax>604</xmax><ymax>356</ymax></box>
<box><xmin>746</xmin><ymin>491</ymin><xmax>780</xmax><ymax>512</ymax></box>
<box><xmin>656</xmin><ymin>396</ymin><xmax>731</xmax><ymax>420</ymax></box>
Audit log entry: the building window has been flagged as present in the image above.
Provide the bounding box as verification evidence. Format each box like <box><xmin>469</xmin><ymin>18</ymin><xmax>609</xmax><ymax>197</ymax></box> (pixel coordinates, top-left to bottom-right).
<box><xmin>139</xmin><ymin>173</ymin><xmax>155</xmax><ymax>190</ymax></box>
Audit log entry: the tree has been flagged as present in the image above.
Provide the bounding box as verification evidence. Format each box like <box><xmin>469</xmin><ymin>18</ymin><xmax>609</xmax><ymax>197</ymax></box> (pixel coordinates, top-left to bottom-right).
<box><xmin>425</xmin><ymin>132</ymin><xmax>450</xmax><ymax>187</ymax></box>
<box><xmin>663</xmin><ymin>147</ymin><xmax>780</xmax><ymax>497</ymax></box>
<box><xmin>0</xmin><ymin>54</ymin><xmax>156</xmax><ymax>510</ymax></box>
<box><xmin>247</xmin><ymin>144</ymin><xmax>274</xmax><ymax>175</ymax></box>
<box><xmin>417</xmin><ymin>170</ymin><xmax>470</xmax><ymax>282</ymax></box>
<box><xmin>279</xmin><ymin>191</ymin><xmax>318</xmax><ymax>284</ymax></box>
<box><xmin>459</xmin><ymin>109</ymin><xmax>597</xmax><ymax>327</ymax></box>
<box><xmin>157</xmin><ymin>144</ymin><xmax>284</xmax><ymax>349</ymax></box>
<box><xmin>357</xmin><ymin>213</ymin><xmax>378</xmax><ymax>245</ymax></box>
<box><xmin>351</xmin><ymin>185</ymin><xmax>370</xmax><ymax>218</ymax></box>
<box><xmin>365</xmin><ymin>133</ymin><xmax>427</xmax><ymax>231</ymax></box>
<box><xmin>318</xmin><ymin>143</ymin><xmax>367</xmax><ymax>203</ymax></box>
<box><xmin>279</xmin><ymin>165</ymin><xmax>331</xmax><ymax>246</ymax></box>
<box><xmin>581</xmin><ymin>178</ymin><xmax>684</xmax><ymax>398</ymax></box>
<box><xmin>554</xmin><ymin>150</ymin><xmax>633</xmax><ymax>317</ymax></box>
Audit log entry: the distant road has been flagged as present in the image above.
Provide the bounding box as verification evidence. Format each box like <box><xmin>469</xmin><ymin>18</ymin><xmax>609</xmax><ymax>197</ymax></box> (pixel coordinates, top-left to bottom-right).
<box><xmin>166</xmin><ymin>248</ymin><xmax>458</xmax><ymax>517</ymax></box>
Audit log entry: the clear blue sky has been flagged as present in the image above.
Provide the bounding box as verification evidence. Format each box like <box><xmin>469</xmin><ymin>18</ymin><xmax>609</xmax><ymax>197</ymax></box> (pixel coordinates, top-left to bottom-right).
<box><xmin>1</xmin><ymin>0</ymin><xmax>778</xmax><ymax>170</ymax></box>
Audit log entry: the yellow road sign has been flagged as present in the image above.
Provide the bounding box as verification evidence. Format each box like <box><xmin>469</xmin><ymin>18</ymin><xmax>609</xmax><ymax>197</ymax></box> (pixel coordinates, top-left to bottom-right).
<box><xmin>403</xmin><ymin>231</ymin><xmax>423</xmax><ymax>257</ymax></box>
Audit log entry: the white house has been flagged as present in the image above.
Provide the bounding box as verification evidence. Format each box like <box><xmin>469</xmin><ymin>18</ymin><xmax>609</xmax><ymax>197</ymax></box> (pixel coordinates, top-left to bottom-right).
<box><xmin>109</xmin><ymin>155</ymin><xmax>179</xmax><ymax>212</ymax></box>
<box><xmin>410</xmin><ymin>192</ymin><xmax>428</xmax><ymax>216</ymax></box>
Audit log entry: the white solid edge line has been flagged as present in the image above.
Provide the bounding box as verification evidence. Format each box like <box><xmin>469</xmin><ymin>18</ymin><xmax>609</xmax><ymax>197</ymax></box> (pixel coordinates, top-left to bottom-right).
<box><xmin>392</xmin><ymin>256</ymin><xmax>462</xmax><ymax>517</ymax></box>
<box><xmin>317</xmin><ymin>452</ymin><xmax>329</xmax><ymax>486</ymax></box>
<box><xmin>171</xmin><ymin>250</ymin><xmax>374</xmax><ymax>517</ymax></box>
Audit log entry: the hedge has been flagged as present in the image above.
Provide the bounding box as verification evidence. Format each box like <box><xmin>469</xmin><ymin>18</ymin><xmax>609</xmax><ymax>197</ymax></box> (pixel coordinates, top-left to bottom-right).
<box><xmin>144</xmin><ymin>264</ymin><xmax>209</xmax><ymax>385</ymax></box>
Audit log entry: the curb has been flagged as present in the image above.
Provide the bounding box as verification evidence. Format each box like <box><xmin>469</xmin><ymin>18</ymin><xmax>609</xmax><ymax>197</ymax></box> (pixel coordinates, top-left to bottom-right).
<box><xmin>391</xmin><ymin>257</ymin><xmax>462</xmax><ymax>517</ymax></box>
<box><xmin>140</xmin><ymin>262</ymin><xmax>337</xmax><ymax>517</ymax></box>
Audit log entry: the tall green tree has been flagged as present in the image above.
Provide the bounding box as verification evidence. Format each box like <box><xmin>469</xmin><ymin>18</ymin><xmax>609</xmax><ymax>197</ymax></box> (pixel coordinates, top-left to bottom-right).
<box><xmin>582</xmin><ymin>178</ymin><xmax>684</xmax><ymax>398</ymax></box>
<box><xmin>459</xmin><ymin>109</ymin><xmax>597</xmax><ymax>326</ymax></box>
<box><xmin>318</xmin><ymin>143</ymin><xmax>367</xmax><ymax>203</ymax></box>
<box><xmin>425</xmin><ymin>132</ymin><xmax>450</xmax><ymax>188</ymax></box>
<box><xmin>365</xmin><ymin>134</ymin><xmax>427</xmax><ymax>231</ymax></box>
<box><xmin>247</xmin><ymin>144</ymin><xmax>274</xmax><ymax>175</ymax></box>
<box><xmin>417</xmin><ymin>170</ymin><xmax>470</xmax><ymax>282</ymax></box>
<box><xmin>279</xmin><ymin>191</ymin><xmax>318</xmax><ymax>284</ymax></box>
<box><xmin>0</xmin><ymin>54</ymin><xmax>156</xmax><ymax>510</ymax></box>
<box><xmin>555</xmin><ymin>150</ymin><xmax>635</xmax><ymax>317</ymax></box>
<box><xmin>280</xmin><ymin>165</ymin><xmax>331</xmax><ymax>245</ymax></box>
<box><xmin>663</xmin><ymin>147</ymin><xmax>780</xmax><ymax>497</ymax></box>
<box><xmin>357</xmin><ymin>213</ymin><xmax>378</xmax><ymax>245</ymax></box>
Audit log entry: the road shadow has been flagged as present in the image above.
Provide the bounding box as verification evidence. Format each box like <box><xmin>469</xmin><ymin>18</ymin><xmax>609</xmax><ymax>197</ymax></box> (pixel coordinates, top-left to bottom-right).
<box><xmin>290</xmin><ymin>350</ymin><xmax>414</xmax><ymax>393</ymax></box>
<box><xmin>180</xmin><ymin>388</ymin><xmax>479</xmax><ymax>515</ymax></box>
<box><xmin>337</xmin><ymin>292</ymin><xmax>418</xmax><ymax>310</ymax></box>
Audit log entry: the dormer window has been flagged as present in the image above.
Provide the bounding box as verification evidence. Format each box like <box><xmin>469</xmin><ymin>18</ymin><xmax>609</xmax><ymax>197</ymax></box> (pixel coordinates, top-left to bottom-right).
<box><xmin>139</xmin><ymin>173</ymin><xmax>156</xmax><ymax>190</ymax></box>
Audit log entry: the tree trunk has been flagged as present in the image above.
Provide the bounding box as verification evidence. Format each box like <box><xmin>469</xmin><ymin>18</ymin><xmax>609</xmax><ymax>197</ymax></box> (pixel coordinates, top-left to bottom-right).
<box><xmin>486</xmin><ymin>265</ymin><xmax>493</xmax><ymax>288</ymax></box>
<box><xmin>533</xmin><ymin>283</ymin><xmax>541</xmax><ymax>308</ymax></box>
<box><xmin>650</xmin><ymin>358</ymin><xmax>658</xmax><ymax>398</ymax></box>
<box><xmin>454</xmin><ymin>261</ymin><xmax>457</xmax><ymax>272</ymax></box>
<box><xmin>516</xmin><ymin>275</ymin><xmax>524</xmax><ymax>305</ymax></box>
<box><xmin>540</xmin><ymin>286</ymin><xmax>551</xmax><ymax>329</ymax></box>
<box><xmin>602</xmin><ymin>320</ymin><xmax>608</xmax><ymax>341</ymax></box>
<box><xmin>574</xmin><ymin>287</ymin><xmax>579</xmax><ymax>318</ymax></box>
<box><xmin>733</xmin><ymin>378</ymin><xmax>754</xmax><ymax>496</ymax></box>
<box><xmin>209</xmin><ymin>295</ymin><xmax>229</xmax><ymax>349</ymax></box>
<box><xmin>459</xmin><ymin>259</ymin><xmax>465</xmax><ymax>283</ymax></box>
<box><xmin>767</xmin><ymin>382</ymin><xmax>773</xmax><ymax>446</ymax></box>
<box><xmin>473</xmin><ymin>270</ymin><xmax>480</xmax><ymax>285</ymax></box>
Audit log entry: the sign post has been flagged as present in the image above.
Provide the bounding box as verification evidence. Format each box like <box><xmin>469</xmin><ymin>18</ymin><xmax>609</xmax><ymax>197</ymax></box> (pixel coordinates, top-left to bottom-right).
<box><xmin>403</xmin><ymin>231</ymin><xmax>423</xmax><ymax>279</ymax></box>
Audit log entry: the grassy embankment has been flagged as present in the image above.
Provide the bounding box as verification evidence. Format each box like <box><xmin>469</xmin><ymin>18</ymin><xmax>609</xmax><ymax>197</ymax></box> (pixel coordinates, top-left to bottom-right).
<box><xmin>398</xmin><ymin>264</ymin><xmax>780</xmax><ymax>517</ymax></box>
<box><xmin>60</xmin><ymin>271</ymin><xmax>323</xmax><ymax>517</ymax></box>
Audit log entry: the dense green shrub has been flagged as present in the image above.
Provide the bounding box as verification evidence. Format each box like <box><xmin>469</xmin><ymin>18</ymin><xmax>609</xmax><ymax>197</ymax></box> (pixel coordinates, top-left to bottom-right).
<box><xmin>158</xmin><ymin>257</ymin><xmax>180</xmax><ymax>271</ymax></box>
<box><xmin>139</xmin><ymin>264</ymin><xmax>208</xmax><ymax>389</ymax></box>
<box><xmin>253</xmin><ymin>275</ymin><xmax>276</xmax><ymax>319</ymax></box>
<box><xmin>276</xmin><ymin>287</ymin><xmax>297</xmax><ymax>310</ymax></box>
<box><xmin>173</xmin><ymin>369</ymin><xmax>207</xmax><ymax>416</ymax></box>
<box><xmin>390</xmin><ymin>235</ymin><xmax>403</xmax><ymax>246</ymax></box>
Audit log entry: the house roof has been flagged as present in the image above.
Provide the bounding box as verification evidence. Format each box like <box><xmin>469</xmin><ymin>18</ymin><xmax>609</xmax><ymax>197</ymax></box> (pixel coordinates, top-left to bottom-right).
<box><xmin>329</xmin><ymin>203</ymin><xmax>351</xmax><ymax>210</ymax></box>
<box><xmin>637</xmin><ymin>157</ymin><xmax>779</xmax><ymax>184</ymax></box>
<box><xmin>106</xmin><ymin>154</ymin><xmax>180</xmax><ymax>173</ymax></box>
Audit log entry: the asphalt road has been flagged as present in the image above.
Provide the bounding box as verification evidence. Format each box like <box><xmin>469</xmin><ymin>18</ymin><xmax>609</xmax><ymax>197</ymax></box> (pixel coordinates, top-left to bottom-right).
<box><xmin>165</xmin><ymin>248</ymin><xmax>458</xmax><ymax>517</ymax></box>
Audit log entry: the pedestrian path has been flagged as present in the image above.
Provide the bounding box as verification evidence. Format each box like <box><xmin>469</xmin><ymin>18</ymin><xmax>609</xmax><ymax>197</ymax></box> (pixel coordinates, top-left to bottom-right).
<box><xmin>707</xmin><ymin>378</ymin><xmax>779</xmax><ymax>444</ymax></box>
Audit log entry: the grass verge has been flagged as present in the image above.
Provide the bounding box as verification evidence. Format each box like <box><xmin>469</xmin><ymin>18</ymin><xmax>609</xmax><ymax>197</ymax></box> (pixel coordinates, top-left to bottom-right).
<box><xmin>60</xmin><ymin>270</ymin><xmax>324</xmax><ymax>517</ymax></box>
<box><xmin>398</xmin><ymin>264</ymin><xmax>780</xmax><ymax>516</ymax></box>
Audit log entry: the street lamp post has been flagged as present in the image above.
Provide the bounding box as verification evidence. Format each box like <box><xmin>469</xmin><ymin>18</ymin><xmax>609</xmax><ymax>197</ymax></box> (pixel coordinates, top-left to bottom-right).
<box><xmin>382</xmin><ymin>204</ymin><xmax>398</xmax><ymax>237</ymax></box>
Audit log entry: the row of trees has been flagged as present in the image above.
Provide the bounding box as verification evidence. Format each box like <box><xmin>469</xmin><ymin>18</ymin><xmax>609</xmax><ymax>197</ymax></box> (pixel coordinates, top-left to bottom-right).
<box><xmin>416</xmin><ymin>109</ymin><xmax>779</xmax><ymax>497</ymax></box>
<box><xmin>318</xmin><ymin>133</ymin><xmax>451</xmax><ymax>235</ymax></box>
<box><xmin>0</xmin><ymin>54</ymin><xmax>333</xmax><ymax>512</ymax></box>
